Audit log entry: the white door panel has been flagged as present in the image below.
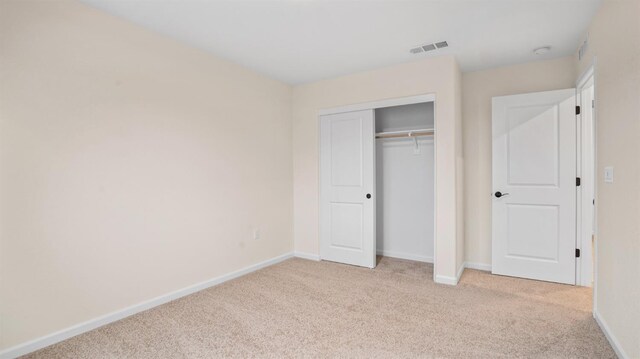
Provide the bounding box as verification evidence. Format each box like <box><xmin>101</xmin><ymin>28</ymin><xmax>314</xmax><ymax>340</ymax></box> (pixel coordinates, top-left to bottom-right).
<box><xmin>492</xmin><ymin>89</ymin><xmax>576</xmax><ymax>284</ymax></box>
<box><xmin>320</xmin><ymin>110</ymin><xmax>376</xmax><ymax>268</ymax></box>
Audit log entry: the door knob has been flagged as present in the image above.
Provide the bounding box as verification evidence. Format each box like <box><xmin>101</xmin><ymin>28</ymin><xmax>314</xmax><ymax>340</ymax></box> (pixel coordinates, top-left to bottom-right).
<box><xmin>494</xmin><ymin>191</ymin><xmax>510</xmax><ymax>198</ymax></box>
<box><xmin>366</xmin><ymin>193</ymin><xmax>372</xmax><ymax>199</ymax></box>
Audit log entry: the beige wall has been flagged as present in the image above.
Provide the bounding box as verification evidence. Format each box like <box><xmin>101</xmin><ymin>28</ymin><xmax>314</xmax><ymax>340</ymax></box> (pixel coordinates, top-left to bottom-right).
<box><xmin>462</xmin><ymin>57</ymin><xmax>576</xmax><ymax>266</ymax></box>
<box><xmin>0</xmin><ymin>0</ymin><xmax>293</xmax><ymax>350</ymax></box>
<box><xmin>292</xmin><ymin>56</ymin><xmax>464</xmax><ymax>282</ymax></box>
<box><xmin>575</xmin><ymin>0</ymin><xmax>640</xmax><ymax>357</ymax></box>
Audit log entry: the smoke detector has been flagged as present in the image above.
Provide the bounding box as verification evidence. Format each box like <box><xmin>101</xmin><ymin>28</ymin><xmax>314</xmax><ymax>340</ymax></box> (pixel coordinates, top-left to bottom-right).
<box><xmin>409</xmin><ymin>41</ymin><xmax>448</xmax><ymax>55</ymax></box>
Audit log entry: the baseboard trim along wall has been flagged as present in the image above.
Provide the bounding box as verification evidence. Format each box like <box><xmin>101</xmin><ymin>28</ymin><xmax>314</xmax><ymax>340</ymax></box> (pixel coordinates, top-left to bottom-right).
<box><xmin>376</xmin><ymin>250</ymin><xmax>433</xmax><ymax>263</ymax></box>
<box><xmin>292</xmin><ymin>253</ymin><xmax>491</xmax><ymax>276</ymax></box>
<box><xmin>594</xmin><ymin>309</ymin><xmax>629</xmax><ymax>359</ymax></box>
<box><xmin>0</xmin><ymin>252</ymin><xmax>294</xmax><ymax>359</ymax></box>
<box><xmin>435</xmin><ymin>263</ymin><xmax>466</xmax><ymax>286</ymax></box>
<box><xmin>293</xmin><ymin>251</ymin><xmax>321</xmax><ymax>261</ymax></box>
<box><xmin>434</xmin><ymin>262</ymin><xmax>493</xmax><ymax>286</ymax></box>
<box><xmin>464</xmin><ymin>261</ymin><xmax>492</xmax><ymax>272</ymax></box>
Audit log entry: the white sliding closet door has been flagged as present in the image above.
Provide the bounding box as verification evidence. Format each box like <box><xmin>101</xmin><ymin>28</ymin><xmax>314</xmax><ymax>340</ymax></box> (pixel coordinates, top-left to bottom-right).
<box><xmin>320</xmin><ymin>110</ymin><xmax>376</xmax><ymax>268</ymax></box>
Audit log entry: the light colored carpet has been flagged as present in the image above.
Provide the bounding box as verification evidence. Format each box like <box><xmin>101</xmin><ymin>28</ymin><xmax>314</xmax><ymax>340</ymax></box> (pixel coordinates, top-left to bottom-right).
<box><xmin>24</xmin><ymin>257</ymin><xmax>614</xmax><ymax>358</ymax></box>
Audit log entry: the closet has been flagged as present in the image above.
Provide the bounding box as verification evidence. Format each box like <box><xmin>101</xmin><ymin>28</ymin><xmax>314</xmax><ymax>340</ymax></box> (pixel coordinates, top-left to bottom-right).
<box><xmin>319</xmin><ymin>98</ymin><xmax>435</xmax><ymax>269</ymax></box>
<box><xmin>375</xmin><ymin>102</ymin><xmax>435</xmax><ymax>263</ymax></box>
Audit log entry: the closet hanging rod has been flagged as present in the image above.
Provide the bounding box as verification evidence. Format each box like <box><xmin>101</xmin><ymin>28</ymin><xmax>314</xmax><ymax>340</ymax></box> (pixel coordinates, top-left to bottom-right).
<box><xmin>375</xmin><ymin>128</ymin><xmax>434</xmax><ymax>139</ymax></box>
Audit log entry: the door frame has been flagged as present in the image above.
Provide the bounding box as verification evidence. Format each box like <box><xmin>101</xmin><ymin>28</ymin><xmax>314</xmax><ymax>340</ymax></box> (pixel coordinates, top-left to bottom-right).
<box><xmin>318</xmin><ymin>94</ymin><xmax>437</xmax><ymax>279</ymax></box>
<box><xmin>576</xmin><ymin>61</ymin><xmax>598</xmax><ymax>301</ymax></box>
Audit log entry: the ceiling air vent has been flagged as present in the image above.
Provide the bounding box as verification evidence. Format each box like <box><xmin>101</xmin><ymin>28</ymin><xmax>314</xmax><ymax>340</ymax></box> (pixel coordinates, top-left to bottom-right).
<box><xmin>422</xmin><ymin>44</ymin><xmax>436</xmax><ymax>52</ymax></box>
<box><xmin>410</xmin><ymin>41</ymin><xmax>449</xmax><ymax>55</ymax></box>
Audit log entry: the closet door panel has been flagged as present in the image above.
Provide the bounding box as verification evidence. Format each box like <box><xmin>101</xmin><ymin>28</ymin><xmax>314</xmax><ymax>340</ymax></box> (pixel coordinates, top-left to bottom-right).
<box><xmin>329</xmin><ymin>117</ymin><xmax>362</xmax><ymax>187</ymax></box>
<box><xmin>320</xmin><ymin>110</ymin><xmax>376</xmax><ymax>268</ymax></box>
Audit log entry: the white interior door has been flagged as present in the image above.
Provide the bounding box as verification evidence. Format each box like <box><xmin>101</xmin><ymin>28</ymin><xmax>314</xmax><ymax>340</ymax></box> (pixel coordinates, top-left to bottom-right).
<box><xmin>492</xmin><ymin>89</ymin><xmax>577</xmax><ymax>284</ymax></box>
<box><xmin>320</xmin><ymin>109</ymin><xmax>376</xmax><ymax>268</ymax></box>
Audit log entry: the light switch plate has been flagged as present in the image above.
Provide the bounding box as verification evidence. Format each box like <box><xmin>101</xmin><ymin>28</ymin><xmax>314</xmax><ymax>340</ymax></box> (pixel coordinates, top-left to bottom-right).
<box><xmin>604</xmin><ymin>166</ymin><xmax>614</xmax><ymax>183</ymax></box>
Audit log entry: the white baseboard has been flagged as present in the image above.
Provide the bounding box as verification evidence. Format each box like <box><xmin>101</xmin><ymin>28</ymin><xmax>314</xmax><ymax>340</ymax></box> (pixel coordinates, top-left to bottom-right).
<box><xmin>0</xmin><ymin>252</ymin><xmax>294</xmax><ymax>359</ymax></box>
<box><xmin>457</xmin><ymin>263</ymin><xmax>466</xmax><ymax>281</ymax></box>
<box><xmin>376</xmin><ymin>250</ymin><xmax>433</xmax><ymax>263</ymax></box>
<box><xmin>594</xmin><ymin>309</ymin><xmax>629</xmax><ymax>359</ymax></box>
<box><xmin>464</xmin><ymin>261</ymin><xmax>492</xmax><ymax>272</ymax></box>
<box><xmin>294</xmin><ymin>251</ymin><xmax>321</xmax><ymax>261</ymax></box>
<box><xmin>435</xmin><ymin>263</ymin><xmax>465</xmax><ymax>286</ymax></box>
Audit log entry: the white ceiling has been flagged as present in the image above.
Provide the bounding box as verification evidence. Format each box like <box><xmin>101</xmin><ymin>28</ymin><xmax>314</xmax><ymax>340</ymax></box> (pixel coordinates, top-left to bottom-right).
<box><xmin>82</xmin><ymin>0</ymin><xmax>601</xmax><ymax>85</ymax></box>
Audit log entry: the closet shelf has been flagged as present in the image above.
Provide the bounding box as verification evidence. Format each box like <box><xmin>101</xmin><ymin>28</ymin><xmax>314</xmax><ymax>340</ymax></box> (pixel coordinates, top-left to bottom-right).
<box><xmin>375</xmin><ymin>128</ymin><xmax>434</xmax><ymax>139</ymax></box>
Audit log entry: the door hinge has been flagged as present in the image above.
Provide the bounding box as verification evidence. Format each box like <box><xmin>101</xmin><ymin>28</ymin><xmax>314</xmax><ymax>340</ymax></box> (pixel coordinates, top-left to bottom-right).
<box><xmin>576</xmin><ymin>177</ymin><xmax>581</xmax><ymax>186</ymax></box>
<box><xmin>576</xmin><ymin>249</ymin><xmax>581</xmax><ymax>258</ymax></box>
<box><xmin>576</xmin><ymin>105</ymin><xmax>581</xmax><ymax>115</ymax></box>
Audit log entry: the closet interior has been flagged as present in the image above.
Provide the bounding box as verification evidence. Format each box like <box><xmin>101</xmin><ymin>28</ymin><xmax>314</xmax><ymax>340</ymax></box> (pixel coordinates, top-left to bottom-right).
<box><xmin>375</xmin><ymin>101</ymin><xmax>435</xmax><ymax>263</ymax></box>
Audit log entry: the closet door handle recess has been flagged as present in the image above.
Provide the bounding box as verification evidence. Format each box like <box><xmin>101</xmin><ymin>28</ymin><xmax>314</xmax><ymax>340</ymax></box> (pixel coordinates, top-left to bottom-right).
<box><xmin>366</xmin><ymin>193</ymin><xmax>372</xmax><ymax>199</ymax></box>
